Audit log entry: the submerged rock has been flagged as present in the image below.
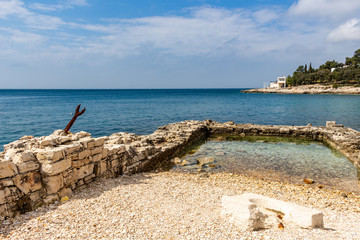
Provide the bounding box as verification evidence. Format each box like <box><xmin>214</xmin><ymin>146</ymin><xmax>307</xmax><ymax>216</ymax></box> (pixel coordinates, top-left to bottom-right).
<box><xmin>197</xmin><ymin>157</ymin><xmax>214</xmax><ymax>165</ymax></box>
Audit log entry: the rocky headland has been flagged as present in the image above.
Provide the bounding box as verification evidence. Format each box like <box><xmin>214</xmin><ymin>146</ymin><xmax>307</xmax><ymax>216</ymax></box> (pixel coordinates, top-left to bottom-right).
<box><xmin>242</xmin><ymin>84</ymin><xmax>360</xmax><ymax>95</ymax></box>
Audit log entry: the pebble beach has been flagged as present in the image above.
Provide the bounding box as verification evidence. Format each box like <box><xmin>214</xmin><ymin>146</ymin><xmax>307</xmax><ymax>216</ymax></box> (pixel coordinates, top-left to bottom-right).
<box><xmin>1</xmin><ymin>171</ymin><xmax>359</xmax><ymax>240</ymax></box>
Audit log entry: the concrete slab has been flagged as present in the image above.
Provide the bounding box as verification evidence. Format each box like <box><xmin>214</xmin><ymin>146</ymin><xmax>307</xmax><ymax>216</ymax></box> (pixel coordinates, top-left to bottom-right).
<box><xmin>221</xmin><ymin>193</ymin><xmax>324</xmax><ymax>231</ymax></box>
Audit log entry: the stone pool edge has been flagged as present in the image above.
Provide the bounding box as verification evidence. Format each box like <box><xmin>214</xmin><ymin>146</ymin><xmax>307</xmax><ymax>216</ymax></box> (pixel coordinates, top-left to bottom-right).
<box><xmin>0</xmin><ymin>120</ymin><xmax>359</xmax><ymax>218</ymax></box>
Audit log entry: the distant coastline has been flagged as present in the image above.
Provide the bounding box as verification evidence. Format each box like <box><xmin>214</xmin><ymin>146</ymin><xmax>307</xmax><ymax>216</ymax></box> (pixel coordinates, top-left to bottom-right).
<box><xmin>242</xmin><ymin>84</ymin><xmax>360</xmax><ymax>95</ymax></box>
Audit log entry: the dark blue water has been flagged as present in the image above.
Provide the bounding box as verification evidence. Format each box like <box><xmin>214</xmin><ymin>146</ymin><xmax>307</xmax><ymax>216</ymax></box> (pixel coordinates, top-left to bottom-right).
<box><xmin>1</xmin><ymin>89</ymin><xmax>360</xmax><ymax>151</ymax></box>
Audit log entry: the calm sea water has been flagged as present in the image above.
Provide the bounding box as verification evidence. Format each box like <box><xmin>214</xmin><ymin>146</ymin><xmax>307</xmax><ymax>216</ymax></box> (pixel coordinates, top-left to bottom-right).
<box><xmin>1</xmin><ymin>89</ymin><xmax>360</xmax><ymax>151</ymax></box>
<box><xmin>173</xmin><ymin>140</ymin><xmax>360</xmax><ymax>193</ymax></box>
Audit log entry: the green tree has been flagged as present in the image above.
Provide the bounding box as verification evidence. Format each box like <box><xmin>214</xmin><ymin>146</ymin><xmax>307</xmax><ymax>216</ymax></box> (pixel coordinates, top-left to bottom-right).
<box><xmin>345</xmin><ymin>57</ymin><xmax>354</xmax><ymax>65</ymax></box>
<box><xmin>296</xmin><ymin>65</ymin><xmax>305</xmax><ymax>73</ymax></box>
<box><xmin>352</xmin><ymin>49</ymin><xmax>360</xmax><ymax>63</ymax></box>
<box><xmin>286</xmin><ymin>75</ymin><xmax>293</xmax><ymax>86</ymax></box>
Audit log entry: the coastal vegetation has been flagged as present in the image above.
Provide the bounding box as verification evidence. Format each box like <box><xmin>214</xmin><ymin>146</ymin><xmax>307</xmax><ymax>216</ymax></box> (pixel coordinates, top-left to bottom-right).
<box><xmin>286</xmin><ymin>49</ymin><xmax>360</xmax><ymax>87</ymax></box>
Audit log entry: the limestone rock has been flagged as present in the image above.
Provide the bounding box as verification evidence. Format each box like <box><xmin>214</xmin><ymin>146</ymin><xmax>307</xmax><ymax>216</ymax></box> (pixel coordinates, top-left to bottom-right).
<box><xmin>197</xmin><ymin>157</ymin><xmax>214</xmax><ymax>165</ymax></box>
<box><xmin>12</xmin><ymin>151</ymin><xmax>36</xmax><ymax>164</ymax></box>
<box><xmin>221</xmin><ymin>193</ymin><xmax>324</xmax><ymax>230</ymax></box>
<box><xmin>94</xmin><ymin>137</ymin><xmax>107</xmax><ymax>147</ymax></box>
<box><xmin>36</xmin><ymin>149</ymin><xmax>64</xmax><ymax>162</ymax></box>
<box><xmin>75</xmin><ymin>131</ymin><xmax>91</xmax><ymax>139</ymax></box>
<box><xmin>0</xmin><ymin>160</ymin><xmax>18</xmax><ymax>178</ymax></box>
<box><xmin>59</xmin><ymin>187</ymin><xmax>73</xmax><ymax>198</ymax></box>
<box><xmin>326</xmin><ymin>121</ymin><xmax>336</xmax><ymax>128</ymax></box>
<box><xmin>172</xmin><ymin>157</ymin><xmax>182</xmax><ymax>164</ymax></box>
<box><xmin>78</xmin><ymin>149</ymin><xmax>91</xmax><ymax>160</ymax></box>
<box><xmin>13</xmin><ymin>172</ymin><xmax>42</xmax><ymax>194</ymax></box>
<box><xmin>17</xmin><ymin>161</ymin><xmax>40</xmax><ymax>173</ymax></box>
<box><xmin>41</xmin><ymin>158</ymin><xmax>71</xmax><ymax>176</ymax></box>
<box><xmin>74</xmin><ymin>164</ymin><xmax>94</xmax><ymax>180</ymax></box>
<box><xmin>43</xmin><ymin>174</ymin><xmax>64</xmax><ymax>194</ymax></box>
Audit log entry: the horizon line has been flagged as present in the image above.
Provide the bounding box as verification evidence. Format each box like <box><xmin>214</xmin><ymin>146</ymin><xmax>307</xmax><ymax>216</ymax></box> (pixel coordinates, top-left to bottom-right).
<box><xmin>0</xmin><ymin>87</ymin><xmax>254</xmax><ymax>90</ymax></box>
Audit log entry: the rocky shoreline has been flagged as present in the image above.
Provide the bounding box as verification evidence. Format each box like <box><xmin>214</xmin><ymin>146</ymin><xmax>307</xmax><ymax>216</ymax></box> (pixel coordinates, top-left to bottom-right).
<box><xmin>242</xmin><ymin>84</ymin><xmax>360</xmax><ymax>95</ymax></box>
<box><xmin>1</xmin><ymin>120</ymin><xmax>360</xmax><ymax>239</ymax></box>
<box><xmin>0</xmin><ymin>120</ymin><xmax>359</xmax><ymax>227</ymax></box>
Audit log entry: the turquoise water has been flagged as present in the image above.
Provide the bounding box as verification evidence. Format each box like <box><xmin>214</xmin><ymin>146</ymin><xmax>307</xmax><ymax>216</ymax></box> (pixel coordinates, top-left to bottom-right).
<box><xmin>173</xmin><ymin>140</ymin><xmax>360</xmax><ymax>193</ymax></box>
<box><xmin>1</xmin><ymin>89</ymin><xmax>360</xmax><ymax>151</ymax></box>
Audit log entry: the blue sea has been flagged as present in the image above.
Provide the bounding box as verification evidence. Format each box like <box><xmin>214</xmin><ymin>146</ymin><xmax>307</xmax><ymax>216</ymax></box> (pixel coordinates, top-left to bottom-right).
<box><xmin>1</xmin><ymin>89</ymin><xmax>360</xmax><ymax>151</ymax></box>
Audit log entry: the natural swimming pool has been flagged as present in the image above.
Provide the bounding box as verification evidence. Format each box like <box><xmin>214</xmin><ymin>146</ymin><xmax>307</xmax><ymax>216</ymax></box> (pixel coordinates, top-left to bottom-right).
<box><xmin>172</xmin><ymin>136</ymin><xmax>360</xmax><ymax>193</ymax></box>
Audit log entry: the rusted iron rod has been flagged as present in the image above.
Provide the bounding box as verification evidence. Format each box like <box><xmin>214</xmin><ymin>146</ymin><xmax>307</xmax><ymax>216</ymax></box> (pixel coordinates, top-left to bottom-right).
<box><xmin>64</xmin><ymin>104</ymin><xmax>86</xmax><ymax>133</ymax></box>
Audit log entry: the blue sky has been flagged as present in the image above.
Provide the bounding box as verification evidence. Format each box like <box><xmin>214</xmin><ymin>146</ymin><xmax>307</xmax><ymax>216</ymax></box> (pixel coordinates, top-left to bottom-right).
<box><xmin>0</xmin><ymin>0</ymin><xmax>360</xmax><ymax>89</ymax></box>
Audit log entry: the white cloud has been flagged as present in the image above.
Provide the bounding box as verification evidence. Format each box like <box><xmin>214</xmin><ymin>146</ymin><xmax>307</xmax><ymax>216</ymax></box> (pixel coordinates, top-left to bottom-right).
<box><xmin>79</xmin><ymin>7</ymin><xmax>285</xmax><ymax>58</ymax></box>
<box><xmin>0</xmin><ymin>0</ymin><xmax>64</xmax><ymax>29</ymax></box>
<box><xmin>289</xmin><ymin>0</ymin><xmax>360</xmax><ymax>20</ymax></box>
<box><xmin>0</xmin><ymin>0</ymin><xmax>28</xmax><ymax>18</ymax></box>
<box><xmin>253</xmin><ymin>9</ymin><xmax>279</xmax><ymax>24</ymax></box>
<box><xmin>29</xmin><ymin>3</ymin><xmax>58</xmax><ymax>11</ymax></box>
<box><xmin>30</xmin><ymin>0</ymin><xmax>89</xmax><ymax>11</ymax></box>
<box><xmin>0</xmin><ymin>3</ymin><xmax>357</xmax><ymax>68</ymax></box>
<box><xmin>328</xmin><ymin>18</ymin><xmax>360</xmax><ymax>42</ymax></box>
<box><xmin>25</xmin><ymin>13</ymin><xmax>64</xmax><ymax>29</ymax></box>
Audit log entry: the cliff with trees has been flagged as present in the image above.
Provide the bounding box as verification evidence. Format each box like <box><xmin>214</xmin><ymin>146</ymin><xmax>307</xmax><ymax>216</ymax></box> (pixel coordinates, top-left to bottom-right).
<box><xmin>286</xmin><ymin>49</ymin><xmax>360</xmax><ymax>87</ymax></box>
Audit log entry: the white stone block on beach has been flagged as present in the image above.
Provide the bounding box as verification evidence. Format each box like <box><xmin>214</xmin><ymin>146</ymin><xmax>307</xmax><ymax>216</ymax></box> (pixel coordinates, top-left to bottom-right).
<box><xmin>221</xmin><ymin>193</ymin><xmax>324</xmax><ymax>230</ymax></box>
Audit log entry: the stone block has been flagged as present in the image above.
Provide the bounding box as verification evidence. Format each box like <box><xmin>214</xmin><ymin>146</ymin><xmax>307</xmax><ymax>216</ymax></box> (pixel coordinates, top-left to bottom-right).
<box><xmin>36</xmin><ymin>149</ymin><xmax>64</xmax><ymax>162</ymax></box>
<box><xmin>29</xmin><ymin>190</ymin><xmax>43</xmax><ymax>202</ymax></box>
<box><xmin>94</xmin><ymin>137</ymin><xmax>106</xmax><ymax>146</ymax></box>
<box><xmin>75</xmin><ymin>131</ymin><xmax>91</xmax><ymax>139</ymax></box>
<box><xmin>102</xmin><ymin>148</ymin><xmax>108</xmax><ymax>159</ymax></box>
<box><xmin>84</xmin><ymin>174</ymin><xmax>95</xmax><ymax>183</ymax></box>
<box><xmin>43</xmin><ymin>174</ymin><xmax>64</xmax><ymax>194</ymax></box>
<box><xmin>3</xmin><ymin>187</ymin><xmax>20</xmax><ymax>202</ymax></box>
<box><xmin>63</xmin><ymin>144</ymin><xmax>81</xmax><ymax>155</ymax></box>
<box><xmin>4</xmin><ymin>149</ymin><xmax>19</xmax><ymax>161</ymax></box>
<box><xmin>0</xmin><ymin>160</ymin><xmax>18</xmax><ymax>178</ymax></box>
<box><xmin>78</xmin><ymin>149</ymin><xmax>91</xmax><ymax>160</ymax></box>
<box><xmin>72</xmin><ymin>160</ymin><xmax>83</xmax><ymax>168</ymax></box>
<box><xmin>12</xmin><ymin>151</ymin><xmax>36</xmax><ymax>164</ymax></box>
<box><xmin>221</xmin><ymin>193</ymin><xmax>324</xmax><ymax>231</ymax></box>
<box><xmin>59</xmin><ymin>187</ymin><xmax>73</xmax><ymax>198</ymax></box>
<box><xmin>13</xmin><ymin>172</ymin><xmax>42</xmax><ymax>194</ymax></box>
<box><xmin>92</xmin><ymin>154</ymin><xmax>102</xmax><ymax>162</ymax></box>
<box><xmin>40</xmin><ymin>137</ymin><xmax>55</xmax><ymax>147</ymax></box>
<box><xmin>41</xmin><ymin>158</ymin><xmax>71</xmax><ymax>176</ymax></box>
<box><xmin>63</xmin><ymin>170</ymin><xmax>75</xmax><ymax>186</ymax></box>
<box><xmin>326</xmin><ymin>121</ymin><xmax>336</xmax><ymax>127</ymax></box>
<box><xmin>67</xmin><ymin>153</ymin><xmax>79</xmax><ymax>161</ymax></box>
<box><xmin>0</xmin><ymin>190</ymin><xmax>5</xmax><ymax>204</ymax></box>
<box><xmin>17</xmin><ymin>161</ymin><xmax>40</xmax><ymax>173</ymax></box>
<box><xmin>111</xmin><ymin>159</ymin><xmax>120</xmax><ymax>168</ymax></box>
<box><xmin>91</xmin><ymin>146</ymin><xmax>103</xmax><ymax>155</ymax></box>
<box><xmin>0</xmin><ymin>178</ymin><xmax>14</xmax><ymax>187</ymax></box>
<box><xmin>74</xmin><ymin>164</ymin><xmax>94</xmax><ymax>180</ymax></box>
<box><xmin>99</xmin><ymin>161</ymin><xmax>107</xmax><ymax>175</ymax></box>
<box><xmin>87</xmin><ymin>141</ymin><xmax>95</xmax><ymax>149</ymax></box>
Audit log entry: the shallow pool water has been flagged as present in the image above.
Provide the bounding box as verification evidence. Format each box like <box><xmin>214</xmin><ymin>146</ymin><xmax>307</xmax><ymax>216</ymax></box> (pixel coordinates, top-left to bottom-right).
<box><xmin>172</xmin><ymin>139</ymin><xmax>360</xmax><ymax>193</ymax></box>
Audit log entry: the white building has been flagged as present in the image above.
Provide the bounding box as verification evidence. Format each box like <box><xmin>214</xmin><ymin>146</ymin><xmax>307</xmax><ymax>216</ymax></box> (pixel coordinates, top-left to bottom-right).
<box><xmin>269</xmin><ymin>76</ymin><xmax>287</xmax><ymax>88</ymax></box>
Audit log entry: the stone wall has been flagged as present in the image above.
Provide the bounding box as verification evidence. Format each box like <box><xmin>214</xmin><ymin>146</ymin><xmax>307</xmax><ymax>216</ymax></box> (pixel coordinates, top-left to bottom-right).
<box><xmin>0</xmin><ymin>121</ymin><xmax>208</xmax><ymax>219</ymax></box>
<box><xmin>0</xmin><ymin>120</ymin><xmax>359</xmax><ymax>219</ymax></box>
